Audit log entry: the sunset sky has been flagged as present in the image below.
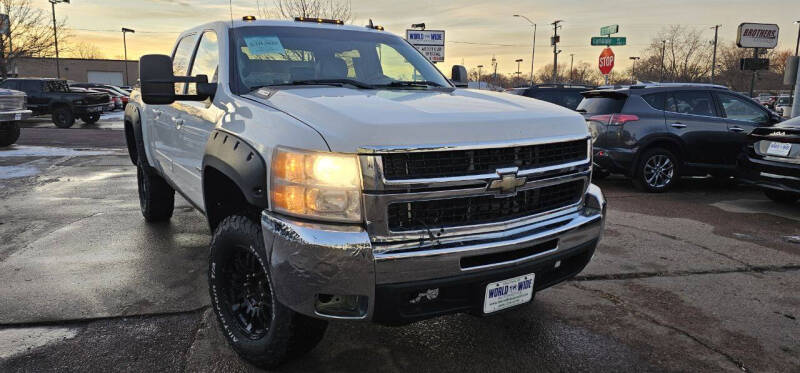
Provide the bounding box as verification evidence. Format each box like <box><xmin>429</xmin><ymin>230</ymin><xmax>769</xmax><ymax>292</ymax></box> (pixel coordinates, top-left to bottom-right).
<box><xmin>33</xmin><ymin>0</ymin><xmax>800</xmax><ymax>77</ymax></box>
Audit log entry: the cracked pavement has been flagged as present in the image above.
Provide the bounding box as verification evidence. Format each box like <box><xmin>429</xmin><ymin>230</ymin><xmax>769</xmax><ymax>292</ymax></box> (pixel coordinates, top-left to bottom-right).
<box><xmin>0</xmin><ymin>122</ymin><xmax>798</xmax><ymax>372</ymax></box>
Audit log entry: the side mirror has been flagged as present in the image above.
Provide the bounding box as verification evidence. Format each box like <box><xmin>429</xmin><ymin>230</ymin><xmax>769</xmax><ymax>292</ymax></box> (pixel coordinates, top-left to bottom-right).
<box><xmin>451</xmin><ymin>65</ymin><xmax>468</xmax><ymax>88</ymax></box>
<box><xmin>140</xmin><ymin>54</ymin><xmax>176</xmax><ymax>105</ymax></box>
<box><xmin>139</xmin><ymin>54</ymin><xmax>215</xmax><ymax>105</ymax></box>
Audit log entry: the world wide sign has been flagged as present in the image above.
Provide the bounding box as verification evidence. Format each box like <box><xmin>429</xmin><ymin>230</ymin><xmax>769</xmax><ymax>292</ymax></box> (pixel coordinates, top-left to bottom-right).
<box><xmin>406</xmin><ymin>29</ymin><xmax>445</xmax><ymax>62</ymax></box>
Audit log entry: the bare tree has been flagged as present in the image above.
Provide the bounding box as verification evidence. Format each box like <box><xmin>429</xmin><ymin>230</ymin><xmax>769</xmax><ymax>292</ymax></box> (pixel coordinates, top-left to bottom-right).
<box><xmin>0</xmin><ymin>0</ymin><xmax>69</xmax><ymax>78</ymax></box>
<box><xmin>274</xmin><ymin>0</ymin><xmax>352</xmax><ymax>22</ymax></box>
<box><xmin>70</xmin><ymin>41</ymin><xmax>104</xmax><ymax>59</ymax></box>
<box><xmin>627</xmin><ymin>25</ymin><xmax>711</xmax><ymax>83</ymax></box>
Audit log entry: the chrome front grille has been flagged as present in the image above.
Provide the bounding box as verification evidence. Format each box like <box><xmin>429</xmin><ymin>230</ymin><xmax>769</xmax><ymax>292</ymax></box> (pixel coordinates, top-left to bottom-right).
<box><xmin>381</xmin><ymin>139</ymin><xmax>588</xmax><ymax>180</ymax></box>
<box><xmin>360</xmin><ymin>136</ymin><xmax>592</xmax><ymax>252</ymax></box>
<box><xmin>0</xmin><ymin>95</ymin><xmax>25</xmax><ymax>111</ymax></box>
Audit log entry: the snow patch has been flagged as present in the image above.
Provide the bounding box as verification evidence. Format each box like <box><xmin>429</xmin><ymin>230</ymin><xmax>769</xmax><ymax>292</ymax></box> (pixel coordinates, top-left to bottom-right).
<box><xmin>0</xmin><ymin>145</ymin><xmax>114</xmax><ymax>158</ymax></box>
<box><xmin>0</xmin><ymin>165</ymin><xmax>40</xmax><ymax>179</ymax></box>
<box><xmin>0</xmin><ymin>327</ymin><xmax>79</xmax><ymax>359</ymax></box>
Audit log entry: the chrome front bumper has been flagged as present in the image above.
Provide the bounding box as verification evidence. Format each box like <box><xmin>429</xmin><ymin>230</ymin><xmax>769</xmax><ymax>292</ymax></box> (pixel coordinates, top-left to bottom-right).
<box><xmin>262</xmin><ymin>184</ymin><xmax>606</xmax><ymax>321</ymax></box>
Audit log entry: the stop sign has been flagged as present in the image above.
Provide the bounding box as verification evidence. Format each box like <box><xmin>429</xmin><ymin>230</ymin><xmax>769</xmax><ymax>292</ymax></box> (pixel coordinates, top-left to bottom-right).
<box><xmin>599</xmin><ymin>47</ymin><xmax>615</xmax><ymax>75</ymax></box>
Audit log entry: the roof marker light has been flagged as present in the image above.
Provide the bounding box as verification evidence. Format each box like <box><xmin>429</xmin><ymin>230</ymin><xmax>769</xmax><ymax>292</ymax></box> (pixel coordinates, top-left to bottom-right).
<box><xmin>242</xmin><ymin>15</ymin><xmax>256</xmax><ymax>21</ymax></box>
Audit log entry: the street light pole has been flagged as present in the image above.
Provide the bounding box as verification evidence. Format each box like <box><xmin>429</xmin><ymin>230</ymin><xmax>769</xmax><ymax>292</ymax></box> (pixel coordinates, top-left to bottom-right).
<box><xmin>795</xmin><ymin>20</ymin><xmax>800</xmax><ymax>56</ymax></box>
<box><xmin>513</xmin><ymin>15</ymin><xmax>536</xmax><ymax>86</ymax></box>
<box><xmin>660</xmin><ymin>40</ymin><xmax>666</xmax><ymax>82</ymax></box>
<box><xmin>629</xmin><ymin>56</ymin><xmax>640</xmax><ymax>84</ymax></box>
<box><xmin>710</xmin><ymin>25</ymin><xmax>720</xmax><ymax>83</ymax></box>
<box><xmin>477</xmin><ymin>64</ymin><xmax>483</xmax><ymax>89</ymax></box>
<box><xmin>49</xmin><ymin>0</ymin><xmax>69</xmax><ymax>79</ymax></box>
<box><xmin>569</xmin><ymin>53</ymin><xmax>574</xmax><ymax>83</ymax></box>
<box><xmin>551</xmin><ymin>20</ymin><xmax>562</xmax><ymax>83</ymax></box>
<box><xmin>121</xmin><ymin>28</ymin><xmax>135</xmax><ymax>86</ymax></box>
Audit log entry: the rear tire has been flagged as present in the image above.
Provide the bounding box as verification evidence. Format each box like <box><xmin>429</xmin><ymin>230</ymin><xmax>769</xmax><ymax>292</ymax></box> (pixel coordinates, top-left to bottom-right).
<box><xmin>52</xmin><ymin>107</ymin><xmax>75</xmax><ymax>128</ymax></box>
<box><xmin>764</xmin><ymin>189</ymin><xmax>800</xmax><ymax>204</ymax></box>
<box><xmin>209</xmin><ymin>215</ymin><xmax>327</xmax><ymax>369</ymax></box>
<box><xmin>0</xmin><ymin>122</ymin><xmax>20</xmax><ymax>147</ymax></box>
<box><xmin>633</xmin><ymin>148</ymin><xmax>679</xmax><ymax>193</ymax></box>
<box><xmin>81</xmin><ymin>113</ymin><xmax>101</xmax><ymax>124</ymax></box>
<box><xmin>136</xmin><ymin>161</ymin><xmax>175</xmax><ymax>222</ymax></box>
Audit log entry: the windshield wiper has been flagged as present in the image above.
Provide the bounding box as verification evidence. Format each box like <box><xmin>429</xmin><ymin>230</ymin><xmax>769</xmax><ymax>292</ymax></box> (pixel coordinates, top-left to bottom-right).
<box><xmin>376</xmin><ymin>80</ymin><xmax>444</xmax><ymax>88</ymax></box>
<box><xmin>256</xmin><ymin>79</ymin><xmax>375</xmax><ymax>90</ymax></box>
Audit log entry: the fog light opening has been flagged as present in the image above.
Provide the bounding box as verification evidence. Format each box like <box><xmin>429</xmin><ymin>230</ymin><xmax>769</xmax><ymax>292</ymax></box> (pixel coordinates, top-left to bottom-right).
<box><xmin>315</xmin><ymin>294</ymin><xmax>368</xmax><ymax>318</ymax></box>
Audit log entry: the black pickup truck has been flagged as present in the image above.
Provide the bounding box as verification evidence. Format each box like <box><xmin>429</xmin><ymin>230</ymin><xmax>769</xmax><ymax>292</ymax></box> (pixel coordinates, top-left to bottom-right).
<box><xmin>0</xmin><ymin>78</ymin><xmax>108</xmax><ymax>128</ymax></box>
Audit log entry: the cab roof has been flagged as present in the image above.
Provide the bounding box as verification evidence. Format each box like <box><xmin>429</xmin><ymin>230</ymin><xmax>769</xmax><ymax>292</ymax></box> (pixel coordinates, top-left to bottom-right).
<box><xmin>184</xmin><ymin>19</ymin><xmax>389</xmax><ymax>36</ymax></box>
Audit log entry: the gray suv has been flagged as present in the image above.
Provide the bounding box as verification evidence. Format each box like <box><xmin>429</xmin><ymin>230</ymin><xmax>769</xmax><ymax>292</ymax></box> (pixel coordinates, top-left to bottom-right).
<box><xmin>581</xmin><ymin>84</ymin><xmax>782</xmax><ymax>192</ymax></box>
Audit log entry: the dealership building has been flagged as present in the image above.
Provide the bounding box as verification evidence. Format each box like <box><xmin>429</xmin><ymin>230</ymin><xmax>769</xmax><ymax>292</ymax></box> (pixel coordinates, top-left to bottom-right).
<box><xmin>12</xmin><ymin>57</ymin><xmax>139</xmax><ymax>86</ymax></box>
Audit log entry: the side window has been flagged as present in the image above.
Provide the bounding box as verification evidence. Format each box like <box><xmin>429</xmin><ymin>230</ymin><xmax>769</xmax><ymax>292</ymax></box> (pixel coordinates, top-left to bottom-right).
<box><xmin>172</xmin><ymin>34</ymin><xmax>199</xmax><ymax>94</ymax></box>
<box><xmin>642</xmin><ymin>93</ymin><xmax>666</xmax><ymax>110</ymax></box>
<box><xmin>670</xmin><ymin>91</ymin><xmax>715</xmax><ymax>117</ymax></box>
<box><xmin>0</xmin><ymin>80</ymin><xmax>14</xmax><ymax>89</ymax></box>
<box><xmin>187</xmin><ymin>31</ymin><xmax>219</xmax><ymax>95</ymax></box>
<box><xmin>717</xmin><ymin>93</ymin><xmax>769</xmax><ymax>124</ymax></box>
<box><xmin>22</xmin><ymin>81</ymin><xmax>41</xmax><ymax>93</ymax></box>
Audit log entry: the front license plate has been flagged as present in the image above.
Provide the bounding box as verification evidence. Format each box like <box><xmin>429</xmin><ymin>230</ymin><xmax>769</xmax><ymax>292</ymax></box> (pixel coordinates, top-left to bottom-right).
<box><xmin>483</xmin><ymin>273</ymin><xmax>535</xmax><ymax>314</ymax></box>
<box><xmin>13</xmin><ymin>113</ymin><xmax>21</xmax><ymax>120</ymax></box>
<box><xmin>767</xmin><ymin>142</ymin><xmax>792</xmax><ymax>157</ymax></box>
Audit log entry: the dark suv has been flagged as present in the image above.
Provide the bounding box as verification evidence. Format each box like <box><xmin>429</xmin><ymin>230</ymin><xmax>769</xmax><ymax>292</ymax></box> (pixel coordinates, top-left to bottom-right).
<box><xmin>581</xmin><ymin>84</ymin><xmax>783</xmax><ymax>192</ymax></box>
<box><xmin>517</xmin><ymin>84</ymin><xmax>595</xmax><ymax>110</ymax></box>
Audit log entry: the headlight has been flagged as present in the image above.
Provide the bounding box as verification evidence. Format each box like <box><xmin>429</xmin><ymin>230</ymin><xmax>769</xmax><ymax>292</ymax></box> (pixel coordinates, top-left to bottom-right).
<box><xmin>270</xmin><ymin>147</ymin><xmax>362</xmax><ymax>223</ymax></box>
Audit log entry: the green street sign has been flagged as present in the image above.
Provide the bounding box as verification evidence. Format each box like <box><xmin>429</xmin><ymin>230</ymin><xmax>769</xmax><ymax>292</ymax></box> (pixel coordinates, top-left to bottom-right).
<box><xmin>591</xmin><ymin>36</ymin><xmax>627</xmax><ymax>46</ymax></box>
<box><xmin>600</xmin><ymin>24</ymin><xmax>619</xmax><ymax>36</ymax></box>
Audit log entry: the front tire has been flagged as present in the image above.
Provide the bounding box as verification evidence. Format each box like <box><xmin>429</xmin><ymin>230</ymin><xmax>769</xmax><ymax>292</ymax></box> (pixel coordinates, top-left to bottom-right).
<box><xmin>136</xmin><ymin>162</ymin><xmax>175</xmax><ymax>222</ymax></box>
<box><xmin>633</xmin><ymin>148</ymin><xmax>679</xmax><ymax>193</ymax></box>
<box><xmin>81</xmin><ymin>113</ymin><xmax>101</xmax><ymax>124</ymax></box>
<box><xmin>52</xmin><ymin>107</ymin><xmax>75</xmax><ymax>128</ymax></box>
<box><xmin>764</xmin><ymin>189</ymin><xmax>800</xmax><ymax>204</ymax></box>
<box><xmin>0</xmin><ymin>122</ymin><xmax>20</xmax><ymax>147</ymax></box>
<box><xmin>209</xmin><ymin>215</ymin><xmax>327</xmax><ymax>369</ymax></box>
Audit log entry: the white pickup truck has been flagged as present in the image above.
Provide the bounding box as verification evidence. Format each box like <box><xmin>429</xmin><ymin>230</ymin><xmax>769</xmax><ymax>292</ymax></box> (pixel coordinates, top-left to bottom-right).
<box><xmin>126</xmin><ymin>17</ymin><xmax>606</xmax><ymax>368</ymax></box>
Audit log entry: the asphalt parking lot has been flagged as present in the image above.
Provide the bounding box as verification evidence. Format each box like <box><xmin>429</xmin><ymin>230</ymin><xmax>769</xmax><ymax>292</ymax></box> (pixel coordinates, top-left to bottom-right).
<box><xmin>0</xmin><ymin>118</ymin><xmax>798</xmax><ymax>372</ymax></box>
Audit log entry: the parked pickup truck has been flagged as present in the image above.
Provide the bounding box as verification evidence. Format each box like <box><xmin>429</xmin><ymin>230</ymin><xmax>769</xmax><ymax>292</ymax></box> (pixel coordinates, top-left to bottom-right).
<box><xmin>0</xmin><ymin>88</ymin><xmax>32</xmax><ymax>147</ymax></box>
<box><xmin>0</xmin><ymin>78</ymin><xmax>108</xmax><ymax>128</ymax></box>
<box><xmin>126</xmin><ymin>17</ymin><xmax>606</xmax><ymax>368</ymax></box>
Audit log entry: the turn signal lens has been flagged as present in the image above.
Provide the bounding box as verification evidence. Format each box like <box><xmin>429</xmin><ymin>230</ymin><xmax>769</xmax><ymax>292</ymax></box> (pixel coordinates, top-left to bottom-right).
<box><xmin>589</xmin><ymin>114</ymin><xmax>639</xmax><ymax>126</ymax></box>
<box><xmin>271</xmin><ymin>148</ymin><xmax>362</xmax><ymax>223</ymax></box>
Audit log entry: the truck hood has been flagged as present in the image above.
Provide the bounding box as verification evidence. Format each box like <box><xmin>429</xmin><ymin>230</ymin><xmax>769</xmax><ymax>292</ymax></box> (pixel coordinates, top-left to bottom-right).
<box><xmin>246</xmin><ymin>87</ymin><xmax>589</xmax><ymax>153</ymax></box>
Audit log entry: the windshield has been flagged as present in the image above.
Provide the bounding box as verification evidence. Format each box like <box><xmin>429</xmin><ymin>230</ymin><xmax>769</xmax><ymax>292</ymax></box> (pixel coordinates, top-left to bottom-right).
<box><xmin>232</xmin><ymin>26</ymin><xmax>450</xmax><ymax>91</ymax></box>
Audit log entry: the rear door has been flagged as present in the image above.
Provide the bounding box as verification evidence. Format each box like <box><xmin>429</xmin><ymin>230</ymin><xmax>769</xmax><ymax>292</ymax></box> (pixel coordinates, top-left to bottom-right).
<box><xmin>664</xmin><ymin>90</ymin><xmax>729</xmax><ymax>166</ymax></box>
<box><xmin>714</xmin><ymin>92</ymin><xmax>774</xmax><ymax>165</ymax></box>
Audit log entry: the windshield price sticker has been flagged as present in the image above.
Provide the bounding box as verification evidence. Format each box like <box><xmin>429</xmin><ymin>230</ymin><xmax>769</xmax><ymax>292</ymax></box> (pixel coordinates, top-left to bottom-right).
<box><xmin>244</xmin><ymin>36</ymin><xmax>285</xmax><ymax>56</ymax></box>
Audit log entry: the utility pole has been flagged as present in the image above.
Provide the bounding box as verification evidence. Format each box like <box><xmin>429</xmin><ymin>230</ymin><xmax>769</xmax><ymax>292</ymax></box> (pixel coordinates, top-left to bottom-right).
<box><xmin>491</xmin><ymin>55</ymin><xmax>497</xmax><ymax>88</ymax></box>
<box><xmin>121</xmin><ymin>28</ymin><xmax>135</xmax><ymax>86</ymax></box>
<box><xmin>629</xmin><ymin>56</ymin><xmax>640</xmax><ymax>84</ymax></box>
<box><xmin>569</xmin><ymin>53</ymin><xmax>574</xmax><ymax>83</ymax></box>
<box><xmin>514</xmin><ymin>15</ymin><xmax>537</xmax><ymax>86</ymax></box>
<box><xmin>551</xmin><ymin>20</ymin><xmax>562</xmax><ymax>83</ymax></box>
<box><xmin>660</xmin><ymin>40</ymin><xmax>666</xmax><ymax>82</ymax></box>
<box><xmin>710</xmin><ymin>25</ymin><xmax>720</xmax><ymax>83</ymax></box>
<box><xmin>49</xmin><ymin>0</ymin><xmax>70</xmax><ymax>79</ymax></box>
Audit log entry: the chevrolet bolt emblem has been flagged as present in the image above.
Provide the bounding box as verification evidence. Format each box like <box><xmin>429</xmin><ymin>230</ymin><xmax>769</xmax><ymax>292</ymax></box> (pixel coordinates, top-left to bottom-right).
<box><xmin>488</xmin><ymin>168</ymin><xmax>526</xmax><ymax>196</ymax></box>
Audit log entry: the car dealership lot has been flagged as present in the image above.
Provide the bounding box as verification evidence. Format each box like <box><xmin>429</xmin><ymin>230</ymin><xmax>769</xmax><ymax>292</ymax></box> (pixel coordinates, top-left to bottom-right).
<box><xmin>0</xmin><ymin>122</ymin><xmax>798</xmax><ymax>372</ymax></box>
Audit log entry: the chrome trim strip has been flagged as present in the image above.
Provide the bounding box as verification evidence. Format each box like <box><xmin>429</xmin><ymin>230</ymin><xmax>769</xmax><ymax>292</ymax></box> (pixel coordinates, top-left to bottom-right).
<box><xmin>358</xmin><ymin>134</ymin><xmax>591</xmax><ymax>154</ymax></box>
<box><xmin>760</xmin><ymin>172</ymin><xmax>800</xmax><ymax>181</ymax></box>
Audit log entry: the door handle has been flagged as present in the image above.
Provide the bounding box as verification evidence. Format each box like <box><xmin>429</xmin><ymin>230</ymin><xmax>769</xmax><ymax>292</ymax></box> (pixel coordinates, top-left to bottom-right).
<box><xmin>729</xmin><ymin>126</ymin><xmax>745</xmax><ymax>133</ymax></box>
<box><xmin>670</xmin><ymin>123</ymin><xmax>686</xmax><ymax>129</ymax></box>
<box><xmin>173</xmin><ymin>117</ymin><xmax>184</xmax><ymax>129</ymax></box>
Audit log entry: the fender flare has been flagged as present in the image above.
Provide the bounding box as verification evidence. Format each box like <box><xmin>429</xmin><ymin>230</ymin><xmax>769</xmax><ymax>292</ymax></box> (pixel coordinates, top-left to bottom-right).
<box><xmin>124</xmin><ymin>105</ymin><xmax>145</xmax><ymax>166</ymax></box>
<box><xmin>202</xmin><ymin>130</ymin><xmax>268</xmax><ymax>209</ymax></box>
